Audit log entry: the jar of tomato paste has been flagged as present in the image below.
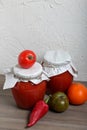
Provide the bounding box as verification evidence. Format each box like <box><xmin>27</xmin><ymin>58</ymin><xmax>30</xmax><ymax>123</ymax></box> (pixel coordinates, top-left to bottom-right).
<box><xmin>42</xmin><ymin>50</ymin><xmax>78</xmax><ymax>94</ymax></box>
<box><xmin>3</xmin><ymin>62</ymin><xmax>48</xmax><ymax>109</ymax></box>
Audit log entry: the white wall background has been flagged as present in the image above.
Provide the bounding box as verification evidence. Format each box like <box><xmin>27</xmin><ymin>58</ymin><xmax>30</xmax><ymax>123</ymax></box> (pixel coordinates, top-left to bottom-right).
<box><xmin>0</xmin><ymin>0</ymin><xmax>87</xmax><ymax>81</ymax></box>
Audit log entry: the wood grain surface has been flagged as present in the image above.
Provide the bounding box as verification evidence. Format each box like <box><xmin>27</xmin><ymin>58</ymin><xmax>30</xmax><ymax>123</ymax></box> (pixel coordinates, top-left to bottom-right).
<box><xmin>0</xmin><ymin>75</ymin><xmax>87</xmax><ymax>130</ymax></box>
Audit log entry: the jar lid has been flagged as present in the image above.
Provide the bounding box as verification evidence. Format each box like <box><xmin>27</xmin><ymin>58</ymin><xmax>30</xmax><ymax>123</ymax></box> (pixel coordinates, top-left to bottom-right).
<box><xmin>13</xmin><ymin>62</ymin><xmax>42</xmax><ymax>79</ymax></box>
<box><xmin>43</xmin><ymin>50</ymin><xmax>71</xmax><ymax>65</ymax></box>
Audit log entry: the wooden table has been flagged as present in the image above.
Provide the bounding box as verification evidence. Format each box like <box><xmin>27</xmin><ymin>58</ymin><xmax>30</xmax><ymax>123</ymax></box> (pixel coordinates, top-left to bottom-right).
<box><xmin>0</xmin><ymin>74</ymin><xmax>87</xmax><ymax>130</ymax></box>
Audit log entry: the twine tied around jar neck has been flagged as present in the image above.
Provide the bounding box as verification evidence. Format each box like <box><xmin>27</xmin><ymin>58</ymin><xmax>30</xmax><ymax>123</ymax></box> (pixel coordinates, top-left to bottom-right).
<box><xmin>13</xmin><ymin>72</ymin><xmax>43</xmax><ymax>81</ymax></box>
<box><xmin>42</xmin><ymin>61</ymin><xmax>78</xmax><ymax>78</ymax></box>
<box><xmin>42</xmin><ymin>60</ymin><xmax>70</xmax><ymax>68</ymax></box>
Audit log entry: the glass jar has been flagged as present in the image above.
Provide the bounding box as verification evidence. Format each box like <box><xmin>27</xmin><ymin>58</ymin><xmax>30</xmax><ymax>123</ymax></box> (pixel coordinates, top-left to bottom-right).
<box><xmin>12</xmin><ymin>81</ymin><xmax>46</xmax><ymax>109</ymax></box>
<box><xmin>3</xmin><ymin>62</ymin><xmax>48</xmax><ymax>109</ymax></box>
<box><xmin>42</xmin><ymin>50</ymin><xmax>78</xmax><ymax>94</ymax></box>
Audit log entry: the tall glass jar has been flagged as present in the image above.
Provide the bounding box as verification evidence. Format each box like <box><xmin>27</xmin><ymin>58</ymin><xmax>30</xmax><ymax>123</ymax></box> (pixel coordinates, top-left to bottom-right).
<box><xmin>42</xmin><ymin>50</ymin><xmax>78</xmax><ymax>94</ymax></box>
<box><xmin>3</xmin><ymin>62</ymin><xmax>48</xmax><ymax>109</ymax></box>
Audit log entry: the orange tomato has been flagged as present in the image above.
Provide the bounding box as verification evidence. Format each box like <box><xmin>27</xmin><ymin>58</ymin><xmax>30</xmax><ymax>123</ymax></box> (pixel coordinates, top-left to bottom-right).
<box><xmin>86</xmin><ymin>88</ymin><xmax>87</xmax><ymax>101</ymax></box>
<box><xmin>67</xmin><ymin>82</ymin><xmax>87</xmax><ymax>105</ymax></box>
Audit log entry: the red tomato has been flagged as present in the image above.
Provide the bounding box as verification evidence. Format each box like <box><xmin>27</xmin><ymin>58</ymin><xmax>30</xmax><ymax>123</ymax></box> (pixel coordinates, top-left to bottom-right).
<box><xmin>18</xmin><ymin>50</ymin><xmax>36</xmax><ymax>69</ymax></box>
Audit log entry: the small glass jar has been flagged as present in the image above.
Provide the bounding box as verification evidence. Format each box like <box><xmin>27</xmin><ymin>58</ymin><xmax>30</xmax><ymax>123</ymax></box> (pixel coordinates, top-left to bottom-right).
<box><xmin>3</xmin><ymin>62</ymin><xmax>48</xmax><ymax>109</ymax></box>
<box><xmin>42</xmin><ymin>50</ymin><xmax>78</xmax><ymax>94</ymax></box>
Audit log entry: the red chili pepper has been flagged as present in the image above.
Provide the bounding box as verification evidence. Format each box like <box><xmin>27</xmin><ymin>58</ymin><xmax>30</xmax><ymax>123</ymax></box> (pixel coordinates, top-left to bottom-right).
<box><xmin>26</xmin><ymin>99</ymin><xmax>49</xmax><ymax>127</ymax></box>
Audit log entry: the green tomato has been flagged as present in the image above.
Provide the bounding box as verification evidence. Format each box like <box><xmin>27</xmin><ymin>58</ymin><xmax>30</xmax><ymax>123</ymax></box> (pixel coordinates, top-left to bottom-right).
<box><xmin>48</xmin><ymin>92</ymin><xmax>69</xmax><ymax>112</ymax></box>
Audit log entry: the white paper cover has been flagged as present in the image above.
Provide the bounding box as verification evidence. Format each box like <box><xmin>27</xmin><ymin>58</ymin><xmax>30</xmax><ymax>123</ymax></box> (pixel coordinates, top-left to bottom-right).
<box><xmin>3</xmin><ymin>62</ymin><xmax>49</xmax><ymax>89</ymax></box>
<box><xmin>42</xmin><ymin>50</ymin><xmax>78</xmax><ymax>78</ymax></box>
<box><xmin>43</xmin><ymin>50</ymin><xmax>71</xmax><ymax>65</ymax></box>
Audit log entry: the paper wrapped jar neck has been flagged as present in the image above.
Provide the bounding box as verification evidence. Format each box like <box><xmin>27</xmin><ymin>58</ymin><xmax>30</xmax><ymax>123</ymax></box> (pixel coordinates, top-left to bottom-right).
<box><xmin>13</xmin><ymin>62</ymin><xmax>42</xmax><ymax>80</ymax></box>
<box><xmin>3</xmin><ymin>62</ymin><xmax>49</xmax><ymax>89</ymax></box>
<box><xmin>42</xmin><ymin>50</ymin><xmax>78</xmax><ymax>77</ymax></box>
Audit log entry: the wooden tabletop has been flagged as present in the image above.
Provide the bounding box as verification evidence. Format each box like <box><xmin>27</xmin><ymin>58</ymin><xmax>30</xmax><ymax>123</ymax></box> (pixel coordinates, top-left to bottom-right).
<box><xmin>0</xmin><ymin>74</ymin><xmax>87</xmax><ymax>130</ymax></box>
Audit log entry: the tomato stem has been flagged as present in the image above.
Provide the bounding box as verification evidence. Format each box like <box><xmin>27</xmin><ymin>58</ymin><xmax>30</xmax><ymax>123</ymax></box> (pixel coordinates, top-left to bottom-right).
<box><xmin>28</xmin><ymin>55</ymin><xmax>34</xmax><ymax>60</ymax></box>
<box><xmin>44</xmin><ymin>96</ymin><xmax>51</xmax><ymax>104</ymax></box>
